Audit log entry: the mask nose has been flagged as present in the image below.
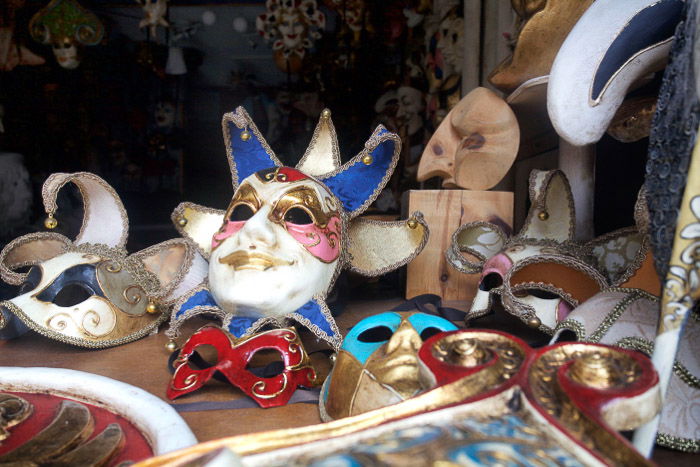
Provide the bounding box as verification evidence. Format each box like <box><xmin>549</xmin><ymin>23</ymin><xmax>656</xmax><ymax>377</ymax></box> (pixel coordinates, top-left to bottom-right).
<box><xmin>385</xmin><ymin>319</ymin><xmax>421</xmax><ymax>355</ymax></box>
<box><xmin>0</xmin><ymin>303</ymin><xmax>29</xmax><ymax>340</ymax></box>
<box><xmin>236</xmin><ymin>207</ymin><xmax>277</xmax><ymax>247</ymax></box>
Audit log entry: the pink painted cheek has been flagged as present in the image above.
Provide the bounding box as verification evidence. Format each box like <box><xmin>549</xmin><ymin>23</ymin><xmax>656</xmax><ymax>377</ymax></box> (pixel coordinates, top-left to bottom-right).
<box><xmin>481</xmin><ymin>253</ymin><xmax>513</xmax><ymax>280</ymax></box>
<box><xmin>557</xmin><ymin>301</ymin><xmax>573</xmax><ymax>322</ymax></box>
<box><xmin>212</xmin><ymin>221</ymin><xmax>245</xmax><ymax>249</ymax></box>
<box><xmin>286</xmin><ymin>216</ymin><xmax>341</xmax><ymax>262</ymax></box>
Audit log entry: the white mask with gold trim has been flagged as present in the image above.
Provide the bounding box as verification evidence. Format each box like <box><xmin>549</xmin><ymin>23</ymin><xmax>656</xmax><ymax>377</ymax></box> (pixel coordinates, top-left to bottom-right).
<box><xmin>0</xmin><ymin>172</ymin><xmax>207</xmax><ymax>348</ymax></box>
<box><xmin>167</xmin><ymin>107</ymin><xmax>429</xmax><ymax>350</ymax></box>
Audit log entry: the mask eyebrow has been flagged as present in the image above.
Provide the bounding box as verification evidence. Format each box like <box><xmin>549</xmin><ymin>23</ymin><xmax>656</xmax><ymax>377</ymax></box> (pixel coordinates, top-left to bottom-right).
<box><xmin>269</xmin><ymin>185</ymin><xmax>334</xmax><ymax>227</ymax></box>
<box><xmin>225</xmin><ymin>183</ymin><xmax>262</xmax><ymax>220</ymax></box>
<box><xmin>34</xmin><ymin>264</ymin><xmax>104</xmax><ymax>305</ymax></box>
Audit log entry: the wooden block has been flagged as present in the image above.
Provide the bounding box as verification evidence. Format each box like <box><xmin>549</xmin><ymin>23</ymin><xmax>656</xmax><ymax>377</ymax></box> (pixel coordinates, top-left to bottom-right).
<box><xmin>406</xmin><ymin>190</ymin><xmax>513</xmax><ymax>302</ymax></box>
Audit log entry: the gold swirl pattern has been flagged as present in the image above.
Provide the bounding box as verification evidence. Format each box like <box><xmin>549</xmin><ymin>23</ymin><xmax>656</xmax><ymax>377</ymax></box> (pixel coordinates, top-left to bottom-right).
<box><xmin>251</xmin><ymin>373</ymin><xmax>288</xmax><ymax>399</ymax></box>
<box><xmin>303</xmin><ymin>232</ymin><xmax>322</xmax><ymax>247</ymax></box>
<box><xmin>122</xmin><ymin>285</ymin><xmax>145</xmax><ymax>305</ymax></box>
<box><xmin>46</xmin><ymin>307</ymin><xmax>115</xmax><ymax>338</ymax></box>
<box><xmin>105</xmin><ymin>261</ymin><xmax>122</xmax><ymax>273</ymax></box>
<box><xmin>170</xmin><ymin>369</ymin><xmax>199</xmax><ymax>392</ymax></box>
<box><xmin>529</xmin><ymin>344</ymin><xmax>644</xmax><ymax>465</ymax></box>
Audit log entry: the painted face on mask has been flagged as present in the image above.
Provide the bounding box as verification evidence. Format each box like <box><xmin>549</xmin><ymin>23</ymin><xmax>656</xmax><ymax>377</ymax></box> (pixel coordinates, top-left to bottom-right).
<box><xmin>209</xmin><ymin>167</ymin><xmax>342</xmax><ymax>318</ymax></box>
<box><xmin>320</xmin><ymin>312</ymin><xmax>457</xmax><ymax>420</ymax></box>
<box><xmin>52</xmin><ymin>39</ymin><xmax>81</xmax><ymax>69</ymax></box>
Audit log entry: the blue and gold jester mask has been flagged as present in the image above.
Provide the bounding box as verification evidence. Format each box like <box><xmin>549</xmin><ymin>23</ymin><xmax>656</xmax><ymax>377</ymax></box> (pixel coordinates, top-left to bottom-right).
<box><xmin>166</xmin><ymin>107</ymin><xmax>429</xmax><ymax>350</ymax></box>
<box><xmin>319</xmin><ymin>311</ymin><xmax>457</xmax><ymax>420</ymax></box>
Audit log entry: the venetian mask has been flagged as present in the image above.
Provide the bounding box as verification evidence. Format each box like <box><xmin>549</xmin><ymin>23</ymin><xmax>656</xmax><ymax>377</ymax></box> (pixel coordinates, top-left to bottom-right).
<box><xmin>548</xmin><ymin>0</ymin><xmax>683</xmax><ymax>146</ymax></box>
<box><xmin>550</xmin><ymin>186</ymin><xmax>700</xmax><ymax>450</ymax></box>
<box><xmin>488</xmin><ymin>0</ymin><xmax>595</xmax><ymax>93</ymax></box>
<box><xmin>29</xmin><ymin>0</ymin><xmax>104</xmax><ymax>70</ymax></box>
<box><xmin>436</xmin><ymin>10</ymin><xmax>464</xmax><ymax>75</ymax></box>
<box><xmin>155</xmin><ymin>101</ymin><xmax>176</xmax><ymax>128</ymax></box>
<box><xmin>257</xmin><ymin>0</ymin><xmax>325</xmax><ymax>72</ymax></box>
<box><xmin>320</xmin><ymin>312</ymin><xmax>457</xmax><ymax>420</ymax></box>
<box><xmin>0</xmin><ymin>172</ymin><xmax>206</xmax><ymax>348</ymax></box>
<box><xmin>167</xmin><ymin>107</ymin><xmax>429</xmax><ymax>350</ymax></box>
<box><xmin>447</xmin><ymin>170</ymin><xmax>609</xmax><ymax>334</ymax></box>
<box><xmin>209</xmin><ymin>167</ymin><xmax>341</xmax><ymax>318</ymax></box>
<box><xmin>168</xmin><ymin>325</ymin><xmax>316</xmax><ymax>408</ymax></box>
<box><xmin>51</xmin><ymin>38</ymin><xmax>80</xmax><ymax>69</ymax></box>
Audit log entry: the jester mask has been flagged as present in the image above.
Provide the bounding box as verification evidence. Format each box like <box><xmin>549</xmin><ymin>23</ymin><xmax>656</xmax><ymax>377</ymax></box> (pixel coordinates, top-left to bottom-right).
<box><xmin>447</xmin><ymin>170</ymin><xmax>610</xmax><ymax>334</ymax></box>
<box><xmin>167</xmin><ymin>107</ymin><xmax>429</xmax><ymax>349</ymax></box>
<box><xmin>0</xmin><ymin>172</ymin><xmax>206</xmax><ymax>348</ymax></box>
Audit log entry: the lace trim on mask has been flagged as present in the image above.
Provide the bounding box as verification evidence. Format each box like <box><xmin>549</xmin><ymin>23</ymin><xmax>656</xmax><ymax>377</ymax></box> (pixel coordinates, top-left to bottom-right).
<box><xmin>445</xmin><ymin>221</ymin><xmax>508</xmax><ymax>274</ymax></box>
<box><xmin>0</xmin><ymin>231</ymin><xmax>72</xmax><ymax>285</ymax></box>
<box><xmin>0</xmin><ymin>300</ymin><xmax>167</xmax><ymax>348</ymax></box>
<box><xmin>346</xmin><ymin>212</ymin><xmax>429</xmax><ymax>277</ymax></box>
<box><xmin>591</xmin><ymin>288</ymin><xmax>658</xmax><ymax>342</ymax></box>
<box><xmin>505</xmin><ymin>238</ymin><xmax>596</xmax><ymax>266</ymax></box>
<box><xmin>553</xmin><ymin>319</ymin><xmax>587</xmax><ymax>341</ymax></box>
<box><xmin>296</xmin><ymin>110</ymin><xmax>341</xmax><ymax>174</ymax></box>
<box><xmin>522</xmin><ymin>170</ymin><xmax>576</xmax><ymax>241</ymax></box>
<box><xmin>42</xmin><ymin>172</ymin><xmax>129</xmax><ymax>249</ymax></box>
<box><xmin>66</xmin><ymin>243</ymin><xmax>162</xmax><ymax>298</ymax></box>
<box><xmin>500</xmin><ymin>254</ymin><xmax>607</xmax><ymax>334</ymax></box>
<box><xmin>552</xmin><ymin>288</ymin><xmax>655</xmax><ymax>342</ymax></box>
<box><xmin>289</xmin><ymin>296</ymin><xmax>342</xmax><ymax>350</ymax></box>
<box><xmin>171</xmin><ymin>201</ymin><xmax>225</xmax><ymax>261</ymax></box>
<box><xmin>615</xmin><ymin>336</ymin><xmax>700</xmax><ymax>390</ymax></box>
<box><xmin>656</xmin><ymin>432</ymin><xmax>700</xmax><ymax>453</ymax></box>
<box><xmin>318</xmin><ymin>125</ymin><xmax>401</xmax><ymax>219</ymax></box>
<box><xmin>131</xmin><ymin>238</ymin><xmax>197</xmax><ymax>303</ymax></box>
<box><xmin>222</xmin><ymin>107</ymin><xmax>283</xmax><ymax>191</ymax></box>
<box><xmin>645</xmin><ymin>0</ymin><xmax>700</xmax><ymax>279</ymax></box>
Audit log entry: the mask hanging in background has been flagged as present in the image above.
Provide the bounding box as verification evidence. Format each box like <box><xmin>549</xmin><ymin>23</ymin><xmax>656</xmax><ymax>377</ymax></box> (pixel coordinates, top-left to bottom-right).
<box><xmin>256</xmin><ymin>0</ymin><xmax>325</xmax><ymax>73</ymax></box>
<box><xmin>28</xmin><ymin>0</ymin><xmax>104</xmax><ymax>69</ymax></box>
<box><xmin>136</xmin><ymin>0</ymin><xmax>170</xmax><ymax>38</ymax></box>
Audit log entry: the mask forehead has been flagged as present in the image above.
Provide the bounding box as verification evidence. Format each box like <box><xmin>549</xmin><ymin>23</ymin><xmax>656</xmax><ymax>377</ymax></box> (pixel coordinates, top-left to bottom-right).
<box><xmin>28</xmin><ymin>251</ymin><xmax>101</xmax><ymax>292</ymax></box>
<box><xmin>246</xmin><ymin>167</ymin><xmax>337</xmax><ymax>213</ymax></box>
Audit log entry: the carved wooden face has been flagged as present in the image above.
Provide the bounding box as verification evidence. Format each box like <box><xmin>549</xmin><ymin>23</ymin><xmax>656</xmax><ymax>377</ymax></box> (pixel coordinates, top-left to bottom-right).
<box><xmin>208</xmin><ymin>167</ymin><xmax>342</xmax><ymax>318</ymax></box>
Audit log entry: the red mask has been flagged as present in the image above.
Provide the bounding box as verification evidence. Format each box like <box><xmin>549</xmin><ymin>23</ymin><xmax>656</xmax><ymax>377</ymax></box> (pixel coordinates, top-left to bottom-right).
<box><xmin>167</xmin><ymin>326</ymin><xmax>317</xmax><ymax>408</ymax></box>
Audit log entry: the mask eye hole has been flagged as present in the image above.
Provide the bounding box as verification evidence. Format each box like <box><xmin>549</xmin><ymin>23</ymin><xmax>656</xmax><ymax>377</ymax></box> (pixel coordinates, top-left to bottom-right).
<box><xmin>357</xmin><ymin>326</ymin><xmax>394</xmax><ymax>343</ymax></box>
<box><xmin>513</xmin><ymin>289</ymin><xmax>560</xmax><ymax>299</ymax></box>
<box><xmin>187</xmin><ymin>344</ymin><xmax>220</xmax><ymax>370</ymax></box>
<box><xmin>284</xmin><ymin>207</ymin><xmax>313</xmax><ymax>225</ymax></box>
<box><xmin>479</xmin><ymin>273</ymin><xmax>503</xmax><ymax>291</ymax></box>
<box><xmin>229</xmin><ymin>204</ymin><xmax>255</xmax><ymax>222</ymax></box>
<box><xmin>246</xmin><ymin>349</ymin><xmax>285</xmax><ymax>377</ymax></box>
<box><xmin>419</xmin><ymin>326</ymin><xmax>443</xmax><ymax>341</ymax></box>
<box><xmin>52</xmin><ymin>283</ymin><xmax>94</xmax><ymax>307</ymax></box>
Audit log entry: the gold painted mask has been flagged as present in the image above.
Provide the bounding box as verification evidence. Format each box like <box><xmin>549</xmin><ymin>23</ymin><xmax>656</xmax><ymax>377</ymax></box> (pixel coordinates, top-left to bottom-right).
<box><xmin>320</xmin><ymin>311</ymin><xmax>457</xmax><ymax>420</ymax></box>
